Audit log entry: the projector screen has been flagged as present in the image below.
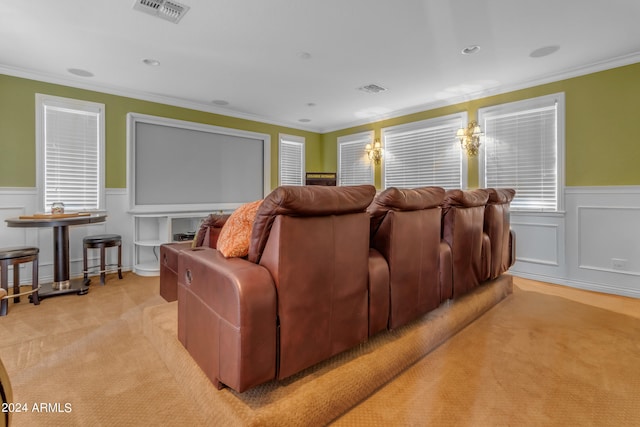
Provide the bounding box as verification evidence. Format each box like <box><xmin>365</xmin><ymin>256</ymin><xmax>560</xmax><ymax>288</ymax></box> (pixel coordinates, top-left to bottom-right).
<box><xmin>127</xmin><ymin>113</ymin><xmax>270</xmax><ymax>213</ymax></box>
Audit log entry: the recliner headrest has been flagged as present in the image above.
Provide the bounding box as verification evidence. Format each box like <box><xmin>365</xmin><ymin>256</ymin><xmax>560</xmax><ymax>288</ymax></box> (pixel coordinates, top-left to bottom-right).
<box><xmin>443</xmin><ymin>189</ymin><xmax>490</xmax><ymax>208</ymax></box>
<box><xmin>486</xmin><ymin>188</ymin><xmax>516</xmax><ymax>205</ymax></box>
<box><xmin>248</xmin><ymin>185</ymin><xmax>376</xmax><ymax>263</ymax></box>
<box><xmin>368</xmin><ymin>186</ymin><xmax>445</xmax><ymax>212</ymax></box>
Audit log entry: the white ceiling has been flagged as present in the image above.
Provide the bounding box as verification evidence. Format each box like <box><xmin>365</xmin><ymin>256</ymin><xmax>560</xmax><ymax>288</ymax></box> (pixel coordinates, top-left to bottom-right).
<box><xmin>2</xmin><ymin>0</ymin><xmax>640</xmax><ymax>133</ymax></box>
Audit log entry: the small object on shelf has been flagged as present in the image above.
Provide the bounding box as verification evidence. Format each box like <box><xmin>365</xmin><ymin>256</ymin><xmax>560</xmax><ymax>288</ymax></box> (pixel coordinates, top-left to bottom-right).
<box><xmin>173</xmin><ymin>232</ymin><xmax>195</xmax><ymax>242</ymax></box>
<box><xmin>51</xmin><ymin>202</ymin><xmax>65</xmax><ymax>214</ymax></box>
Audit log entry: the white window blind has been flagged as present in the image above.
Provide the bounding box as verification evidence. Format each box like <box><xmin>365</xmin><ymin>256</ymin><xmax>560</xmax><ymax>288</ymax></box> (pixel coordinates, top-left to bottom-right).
<box><xmin>279</xmin><ymin>134</ymin><xmax>305</xmax><ymax>186</ymax></box>
<box><xmin>37</xmin><ymin>95</ymin><xmax>105</xmax><ymax>212</ymax></box>
<box><xmin>480</xmin><ymin>93</ymin><xmax>563</xmax><ymax>211</ymax></box>
<box><xmin>338</xmin><ymin>132</ymin><xmax>374</xmax><ymax>186</ymax></box>
<box><xmin>382</xmin><ymin>114</ymin><xmax>465</xmax><ymax>190</ymax></box>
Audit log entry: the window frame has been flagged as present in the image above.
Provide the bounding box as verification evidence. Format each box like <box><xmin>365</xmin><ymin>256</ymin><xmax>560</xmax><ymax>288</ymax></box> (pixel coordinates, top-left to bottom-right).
<box><xmin>337</xmin><ymin>131</ymin><xmax>375</xmax><ymax>186</ymax></box>
<box><xmin>478</xmin><ymin>92</ymin><xmax>566</xmax><ymax>212</ymax></box>
<box><xmin>278</xmin><ymin>134</ymin><xmax>305</xmax><ymax>186</ymax></box>
<box><xmin>381</xmin><ymin>113</ymin><xmax>467</xmax><ymax>190</ymax></box>
<box><xmin>36</xmin><ymin>94</ymin><xmax>106</xmax><ymax>213</ymax></box>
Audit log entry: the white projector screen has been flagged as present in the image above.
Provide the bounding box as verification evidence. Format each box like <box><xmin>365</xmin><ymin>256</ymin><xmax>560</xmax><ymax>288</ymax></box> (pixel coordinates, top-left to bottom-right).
<box><xmin>127</xmin><ymin>113</ymin><xmax>270</xmax><ymax>212</ymax></box>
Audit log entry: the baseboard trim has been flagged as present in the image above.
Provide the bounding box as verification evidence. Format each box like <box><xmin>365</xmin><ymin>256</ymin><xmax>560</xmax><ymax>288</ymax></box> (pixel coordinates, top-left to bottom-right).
<box><xmin>512</xmin><ymin>272</ymin><xmax>640</xmax><ymax>299</ymax></box>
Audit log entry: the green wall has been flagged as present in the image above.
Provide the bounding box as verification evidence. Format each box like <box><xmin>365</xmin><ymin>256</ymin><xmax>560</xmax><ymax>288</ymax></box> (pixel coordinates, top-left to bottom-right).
<box><xmin>0</xmin><ymin>74</ymin><xmax>323</xmax><ymax>189</ymax></box>
<box><xmin>322</xmin><ymin>62</ymin><xmax>640</xmax><ymax>188</ymax></box>
<box><xmin>3</xmin><ymin>62</ymin><xmax>640</xmax><ymax>190</ymax></box>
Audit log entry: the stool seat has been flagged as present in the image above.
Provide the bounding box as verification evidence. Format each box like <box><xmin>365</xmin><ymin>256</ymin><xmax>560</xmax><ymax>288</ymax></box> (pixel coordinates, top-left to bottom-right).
<box><xmin>83</xmin><ymin>234</ymin><xmax>121</xmax><ymax>245</ymax></box>
<box><xmin>0</xmin><ymin>246</ymin><xmax>40</xmax><ymax>316</ymax></box>
<box><xmin>0</xmin><ymin>246</ymin><xmax>39</xmax><ymax>260</ymax></box>
<box><xmin>83</xmin><ymin>235</ymin><xmax>122</xmax><ymax>286</ymax></box>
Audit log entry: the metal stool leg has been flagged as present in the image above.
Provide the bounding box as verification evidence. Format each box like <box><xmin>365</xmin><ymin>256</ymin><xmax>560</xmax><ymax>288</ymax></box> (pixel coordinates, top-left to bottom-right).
<box><xmin>13</xmin><ymin>262</ymin><xmax>20</xmax><ymax>303</ymax></box>
<box><xmin>0</xmin><ymin>260</ymin><xmax>8</xmax><ymax>316</ymax></box>
<box><xmin>117</xmin><ymin>244</ymin><xmax>123</xmax><ymax>280</ymax></box>
<box><xmin>31</xmin><ymin>256</ymin><xmax>39</xmax><ymax>306</ymax></box>
<box><xmin>83</xmin><ymin>244</ymin><xmax>89</xmax><ymax>283</ymax></box>
<box><xmin>100</xmin><ymin>245</ymin><xmax>106</xmax><ymax>286</ymax></box>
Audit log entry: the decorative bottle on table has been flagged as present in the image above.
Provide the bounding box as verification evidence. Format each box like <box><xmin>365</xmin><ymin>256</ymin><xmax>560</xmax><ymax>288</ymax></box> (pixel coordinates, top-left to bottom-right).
<box><xmin>51</xmin><ymin>202</ymin><xmax>65</xmax><ymax>214</ymax></box>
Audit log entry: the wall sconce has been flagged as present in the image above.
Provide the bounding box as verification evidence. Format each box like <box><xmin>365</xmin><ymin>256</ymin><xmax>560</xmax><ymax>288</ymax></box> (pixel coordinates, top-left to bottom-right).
<box><xmin>456</xmin><ymin>121</ymin><xmax>483</xmax><ymax>157</ymax></box>
<box><xmin>365</xmin><ymin>138</ymin><xmax>383</xmax><ymax>164</ymax></box>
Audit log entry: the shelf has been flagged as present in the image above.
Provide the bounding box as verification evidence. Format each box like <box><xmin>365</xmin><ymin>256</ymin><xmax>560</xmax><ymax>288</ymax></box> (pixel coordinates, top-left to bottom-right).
<box><xmin>134</xmin><ymin>261</ymin><xmax>160</xmax><ymax>276</ymax></box>
<box><xmin>134</xmin><ymin>239</ymin><xmax>164</xmax><ymax>247</ymax></box>
<box><xmin>131</xmin><ymin>211</ymin><xmax>207</xmax><ymax>278</ymax></box>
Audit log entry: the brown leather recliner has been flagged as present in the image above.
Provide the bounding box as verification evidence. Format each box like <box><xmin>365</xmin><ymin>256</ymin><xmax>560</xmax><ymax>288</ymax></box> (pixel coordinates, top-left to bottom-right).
<box><xmin>442</xmin><ymin>189</ymin><xmax>491</xmax><ymax>299</ymax></box>
<box><xmin>484</xmin><ymin>188</ymin><xmax>517</xmax><ymax>279</ymax></box>
<box><xmin>159</xmin><ymin>213</ymin><xmax>228</xmax><ymax>302</ymax></box>
<box><xmin>367</xmin><ymin>187</ymin><xmax>452</xmax><ymax>329</ymax></box>
<box><xmin>177</xmin><ymin>185</ymin><xmax>377</xmax><ymax>392</ymax></box>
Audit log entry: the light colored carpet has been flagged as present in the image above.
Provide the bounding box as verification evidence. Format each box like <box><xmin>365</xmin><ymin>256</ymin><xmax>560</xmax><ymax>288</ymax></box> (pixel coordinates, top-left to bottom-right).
<box><xmin>0</xmin><ymin>274</ymin><xmax>205</xmax><ymax>426</ymax></box>
<box><xmin>143</xmin><ymin>275</ymin><xmax>512</xmax><ymax>426</ymax></box>
<box><xmin>334</xmin><ymin>286</ymin><xmax>640</xmax><ymax>426</ymax></box>
<box><xmin>1</xmin><ymin>273</ymin><xmax>639</xmax><ymax>426</ymax></box>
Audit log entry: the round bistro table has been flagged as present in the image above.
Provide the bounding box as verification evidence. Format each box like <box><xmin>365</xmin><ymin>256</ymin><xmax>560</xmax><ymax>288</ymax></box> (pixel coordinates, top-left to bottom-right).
<box><xmin>5</xmin><ymin>213</ymin><xmax>107</xmax><ymax>298</ymax></box>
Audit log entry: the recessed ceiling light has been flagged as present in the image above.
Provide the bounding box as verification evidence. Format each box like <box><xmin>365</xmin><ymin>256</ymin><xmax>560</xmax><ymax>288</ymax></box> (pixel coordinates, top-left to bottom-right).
<box><xmin>461</xmin><ymin>45</ymin><xmax>481</xmax><ymax>55</ymax></box>
<box><xmin>67</xmin><ymin>68</ymin><xmax>94</xmax><ymax>77</ymax></box>
<box><xmin>142</xmin><ymin>58</ymin><xmax>161</xmax><ymax>66</ymax></box>
<box><xmin>298</xmin><ymin>118</ymin><xmax>311</xmax><ymax>123</ymax></box>
<box><xmin>212</xmin><ymin>100</ymin><xmax>229</xmax><ymax>106</ymax></box>
<box><xmin>530</xmin><ymin>45</ymin><xmax>560</xmax><ymax>58</ymax></box>
<box><xmin>297</xmin><ymin>52</ymin><xmax>312</xmax><ymax>60</ymax></box>
<box><xmin>306</xmin><ymin>103</ymin><xmax>316</xmax><ymax>107</ymax></box>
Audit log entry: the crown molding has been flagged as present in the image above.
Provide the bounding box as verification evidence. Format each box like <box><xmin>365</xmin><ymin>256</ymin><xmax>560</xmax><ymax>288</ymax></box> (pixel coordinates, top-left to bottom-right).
<box><xmin>318</xmin><ymin>52</ymin><xmax>640</xmax><ymax>133</ymax></box>
<box><xmin>0</xmin><ymin>65</ymin><xmax>319</xmax><ymax>134</ymax></box>
<box><xmin>3</xmin><ymin>51</ymin><xmax>640</xmax><ymax>135</ymax></box>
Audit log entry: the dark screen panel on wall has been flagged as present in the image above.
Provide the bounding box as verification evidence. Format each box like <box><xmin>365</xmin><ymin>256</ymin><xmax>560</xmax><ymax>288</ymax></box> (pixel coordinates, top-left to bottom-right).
<box><xmin>128</xmin><ymin>113</ymin><xmax>269</xmax><ymax>212</ymax></box>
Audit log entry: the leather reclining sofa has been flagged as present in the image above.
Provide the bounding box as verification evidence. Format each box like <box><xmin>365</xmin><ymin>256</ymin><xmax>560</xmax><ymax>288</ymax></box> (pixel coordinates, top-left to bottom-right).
<box><xmin>160</xmin><ymin>214</ymin><xmax>229</xmax><ymax>302</ymax></box>
<box><xmin>161</xmin><ymin>185</ymin><xmax>516</xmax><ymax>392</ymax></box>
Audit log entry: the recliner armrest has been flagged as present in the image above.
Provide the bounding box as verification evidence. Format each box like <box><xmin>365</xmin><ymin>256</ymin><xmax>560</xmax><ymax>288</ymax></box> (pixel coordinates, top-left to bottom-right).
<box><xmin>177</xmin><ymin>247</ymin><xmax>277</xmax><ymax>392</ymax></box>
<box><xmin>509</xmin><ymin>229</ymin><xmax>516</xmax><ymax>268</ymax></box>
<box><xmin>439</xmin><ymin>242</ymin><xmax>453</xmax><ymax>301</ymax></box>
<box><xmin>368</xmin><ymin>248</ymin><xmax>390</xmax><ymax>336</ymax></box>
<box><xmin>482</xmin><ymin>232</ymin><xmax>491</xmax><ymax>282</ymax></box>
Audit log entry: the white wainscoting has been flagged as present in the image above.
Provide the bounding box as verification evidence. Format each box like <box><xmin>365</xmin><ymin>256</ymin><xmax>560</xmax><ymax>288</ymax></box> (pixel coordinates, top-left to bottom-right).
<box><xmin>564</xmin><ymin>186</ymin><xmax>640</xmax><ymax>298</ymax></box>
<box><xmin>511</xmin><ymin>186</ymin><xmax>640</xmax><ymax>298</ymax></box>
<box><xmin>509</xmin><ymin>211</ymin><xmax>566</xmax><ymax>283</ymax></box>
<box><xmin>0</xmin><ymin>188</ymin><xmax>130</xmax><ymax>284</ymax></box>
<box><xmin>3</xmin><ymin>185</ymin><xmax>639</xmax><ymax>298</ymax></box>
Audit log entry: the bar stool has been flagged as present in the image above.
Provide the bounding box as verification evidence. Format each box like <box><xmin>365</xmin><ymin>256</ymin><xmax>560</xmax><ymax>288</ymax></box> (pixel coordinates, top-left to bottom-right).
<box><xmin>0</xmin><ymin>246</ymin><xmax>40</xmax><ymax>316</ymax></box>
<box><xmin>83</xmin><ymin>234</ymin><xmax>123</xmax><ymax>286</ymax></box>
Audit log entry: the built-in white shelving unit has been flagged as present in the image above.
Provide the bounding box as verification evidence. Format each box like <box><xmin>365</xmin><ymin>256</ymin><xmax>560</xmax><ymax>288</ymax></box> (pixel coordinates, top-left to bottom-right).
<box><xmin>131</xmin><ymin>212</ymin><xmax>209</xmax><ymax>276</ymax></box>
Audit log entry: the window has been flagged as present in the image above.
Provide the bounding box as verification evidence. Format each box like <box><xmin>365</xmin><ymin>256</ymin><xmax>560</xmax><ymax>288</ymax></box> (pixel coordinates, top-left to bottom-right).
<box><xmin>279</xmin><ymin>134</ymin><xmax>305</xmax><ymax>186</ymax></box>
<box><xmin>36</xmin><ymin>94</ymin><xmax>105</xmax><ymax>212</ymax></box>
<box><xmin>479</xmin><ymin>93</ymin><xmax>565</xmax><ymax>211</ymax></box>
<box><xmin>337</xmin><ymin>131</ymin><xmax>374</xmax><ymax>186</ymax></box>
<box><xmin>382</xmin><ymin>113</ymin><xmax>466</xmax><ymax>190</ymax></box>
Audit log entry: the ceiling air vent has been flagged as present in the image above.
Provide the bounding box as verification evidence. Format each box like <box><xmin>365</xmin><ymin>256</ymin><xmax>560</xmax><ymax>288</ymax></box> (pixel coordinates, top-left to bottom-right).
<box><xmin>358</xmin><ymin>84</ymin><xmax>387</xmax><ymax>94</ymax></box>
<box><xmin>133</xmin><ymin>0</ymin><xmax>190</xmax><ymax>24</ymax></box>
